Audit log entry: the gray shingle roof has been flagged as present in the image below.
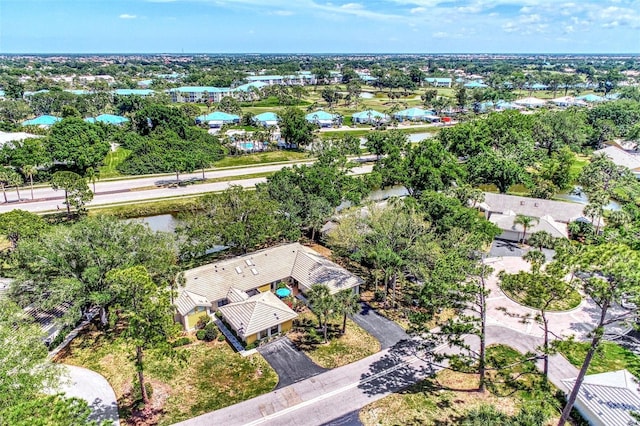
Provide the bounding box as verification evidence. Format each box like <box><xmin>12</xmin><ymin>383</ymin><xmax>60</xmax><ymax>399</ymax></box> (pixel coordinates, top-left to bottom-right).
<box><xmin>218</xmin><ymin>291</ymin><xmax>297</xmax><ymax>338</ymax></box>
<box><xmin>483</xmin><ymin>193</ymin><xmax>585</xmax><ymax>224</ymax></box>
<box><xmin>594</xmin><ymin>146</ymin><xmax>640</xmax><ymax>171</ymax></box>
<box><xmin>175</xmin><ymin>291</ymin><xmax>210</xmax><ymax>316</ymax></box>
<box><xmin>563</xmin><ymin>370</ymin><xmax>640</xmax><ymax>426</ymax></box>
<box><xmin>178</xmin><ymin>243</ymin><xmax>362</xmax><ymax>308</ymax></box>
<box><xmin>489</xmin><ymin>212</ymin><xmax>568</xmax><ymax>239</ymax></box>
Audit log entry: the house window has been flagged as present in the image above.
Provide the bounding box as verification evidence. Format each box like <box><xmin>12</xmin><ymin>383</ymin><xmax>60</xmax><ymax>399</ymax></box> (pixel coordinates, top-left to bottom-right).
<box><xmin>258</xmin><ymin>329</ymin><xmax>267</xmax><ymax>340</ymax></box>
<box><xmin>270</xmin><ymin>325</ymin><xmax>279</xmax><ymax>336</ymax></box>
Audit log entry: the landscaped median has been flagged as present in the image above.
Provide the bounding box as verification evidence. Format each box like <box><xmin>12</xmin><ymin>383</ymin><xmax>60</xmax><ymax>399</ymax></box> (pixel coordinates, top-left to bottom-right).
<box><xmin>554</xmin><ymin>338</ymin><xmax>640</xmax><ymax>378</ymax></box>
<box><xmin>55</xmin><ymin>321</ymin><xmax>277</xmax><ymax>426</ymax></box>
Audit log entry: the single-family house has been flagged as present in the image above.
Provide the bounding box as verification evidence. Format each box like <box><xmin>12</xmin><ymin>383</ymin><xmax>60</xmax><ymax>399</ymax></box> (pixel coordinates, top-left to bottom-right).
<box><xmin>480</xmin><ymin>193</ymin><xmax>592</xmax><ymax>242</ymax></box>
<box><xmin>195</xmin><ymin>111</ymin><xmax>240</xmax><ymax>128</ymax></box>
<box><xmin>175</xmin><ymin>243</ymin><xmax>362</xmax><ymax>343</ymax></box>
<box><xmin>253</xmin><ymin>112</ymin><xmax>279</xmax><ymax>127</ymax></box>
<box><xmin>424</xmin><ymin>77</ymin><xmax>452</xmax><ymax>88</ymax></box>
<box><xmin>84</xmin><ymin>114</ymin><xmax>130</xmax><ymax>126</ymax></box>
<box><xmin>464</xmin><ymin>81</ymin><xmax>488</xmax><ymax>89</ymax></box>
<box><xmin>577</xmin><ymin>94</ymin><xmax>605</xmax><ymax>103</ymax></box>
<box><xmin>352</xmin><ymin>109</ymin><xmax>389</xmax><ymax>125</ymax></box>
<box><xmin>550</xmin><ymin>96</ymin><xmax>587</xmax><ymax>108</ymax></box>
<box><xmin>594</xmin><ymin>146</ymin><xmax>640</xmax><ymax>178</ymax></box>
<box><xmin>21</xmin><ymin>115</ymin><xmax>61</xmax><ymax>128</ymax></box>
<box><xmin>0</xmin><ymin>131</ymin><xmax>41</xmax><ymax>147</ymax></box>
<box><xmin>513</xmin><ymin>97</ymin><xmax>547</xmax><ymax>108</ymax></box>
<box><xmin>305</xmin><ymin>110</ymin><xmax>341</xmax><ymax>128</ymax></box>
<box><xmin>562</xmin><ymin>370</ymin><xmax>640</xmax><ymax>426</ymax></box>
<box><xmin>393</xmin><ymin>107</ymin><xmax>437</xmax><ymax>122</ymax></box>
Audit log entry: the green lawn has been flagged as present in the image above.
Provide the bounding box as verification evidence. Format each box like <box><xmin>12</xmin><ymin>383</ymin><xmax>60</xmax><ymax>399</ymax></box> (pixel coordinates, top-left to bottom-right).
<box><xmin>289</xmin><ymin>311</ymin><xmax>380</xmax><ymax>369</ymax></box>
<box><xmin>56</xmin><ymin>323</ymin><xmax>277</xmax><ymax>425</ymax></box>
<box><xmin>500</xmin><ymin>280</ymin><xmax>582</xmax><ymax>311</ymax></box>
<box><xmin>555</xmin><ymin>340</ymin><xmax>640</xmax><ymax>378</ymax></box>
<box><xmin>360</xmin><ymin>344</ymin><xmax>565</xmax><ymax>425</ymax></box>
<box><xmin>213</xmin><ymin>150</ymin><xmax>309</xmax><ymax>167</ymax></box>
<box><xmin>99</xmin><ymin>148</ymin><xmax>131</xmax><ymax>178</ymax></box>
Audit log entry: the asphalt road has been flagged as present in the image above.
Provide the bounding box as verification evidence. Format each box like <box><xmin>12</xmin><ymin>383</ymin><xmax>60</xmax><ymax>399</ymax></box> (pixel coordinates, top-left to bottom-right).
<box><xmin>0</xmin><ymin>162</ymin><xmax>374</xmax><ymax>213</ymax></box>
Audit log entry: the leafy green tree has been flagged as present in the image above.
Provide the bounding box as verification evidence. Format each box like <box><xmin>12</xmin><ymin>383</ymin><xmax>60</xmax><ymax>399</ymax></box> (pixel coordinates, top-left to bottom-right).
<box><xmin>7</xmin><ymin>168</ymin><xmax>23</xmax><ymax>201</ymax></box>
<box><xmin>11</xmin><ymin>216</ymin><xmax>177</xmax><ymax>327</ymax></box>
<box><xmin>279</xmin><ymin>107</ymin><xmax>316</xmax><ymax>147</ymax></box>
<box><xmin>179</xmin><ymin>185</ymin><xmax>286</xmax><ymax>257</ymax></box>
<box><xmin>307</xmin><ymin>283</ymin><xmax>336</xmax><ymax>343</ymax></box>
<box><xmin>50</xmin><ymin>171</ymin><xmax>93</xmax><ymax>216</ymax></box>
<box><xmin>218</xmin><ymin>96</ymin><xmax>241</xmax><ymax>115</ymax></box>
<box><xmin>84</xmin><ymin>166</ymin><xmax>99</xmax><ymax>193</ymax></box>
<box><xmin>467</xmin><ymin>151</ymin><xmax>528</xmax><ymax>193</ymax></box>
<box><xmin>0</xmin><ymin>209</ymin><xmax>48</xmax><ymax>250</ymax></box>
<box><xmin>558</xmin><ymin>243</ymin><xmax>640</xmax><ymax>425</ymax></box>
<box><xmin>46</xmin><ymin>118</ymin><xmax>109</xmax><ymax>172</ymax></box>
<box><xmin>133</xmin><ymin>104</ymin><xmax>191</xmax><ymax>139</ymax></box>
<box><xmin>403</xmin><ymin>139</ymin><xmax>465</xmax><ymax>196</ymax></box>
<box><xmin>0</xmin><ymin>300</ymin><xmax>67</xmax><ymax>414</ymax></box>
<box><xmin>2</xmin><ymin>76</ymin><xmax>24</xmax><ymax>99</ymax></box>
<box><xmin>107</xmin><ymin>266</ymin><xmax>177</xmax><ymax>405</ymax></box>
<box><xmin>527</xmin><ymin>230</ymin><xmax>555</xmax><ymax>250</ymax></box>
<box><xmin>578</xmin><ymin>152</ymin><xmax>633</xmax><ymax>198</ymax></box>
<box><xmin>0</xmin><ymin>394</ymin><xmax>97</xmax><ymax>426</ymax></box>
<box><xmin>0</xmin><ymin>99</ymin><xmax>32</xmax><ymax>124</ymax></box>
<box><xmin>334</xmin><ymin>289</ymin><xmax>360</xmax><ymax>335</ymax></box>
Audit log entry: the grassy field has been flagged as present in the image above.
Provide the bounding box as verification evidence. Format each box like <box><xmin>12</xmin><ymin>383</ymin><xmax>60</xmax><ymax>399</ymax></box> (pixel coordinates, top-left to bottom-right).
<box><xmin>360</xmin><ymin>344</ymin><xmax>564</xmax><ymax>425</ymax></box>
<box><xmin>555</xmin><ymin>340</ymin><xmax>640</xmax><ymax>378</ymax></box>
<box><xmin>500</xmin><ymin>280</ymin><xmax>582</xmax><ymax>311</ymax></box>
<box><xmin>289</xmin><ymin>310</ymin><xmax>380</xmax><ymax>369</ymax></box>
<box><xmin>99</xmin><ymin>148</ymin><xmax>131</xmax><ymax>178</ymax></box>
<box><xmin>213</xmin><ymin>150</ymin><xmax>309</xmax><ymax>167</ymax></box>
<box><xmin>56</xmin><ymin>323</ymin><xmax>278</xmax><ymax>425</ymax></box>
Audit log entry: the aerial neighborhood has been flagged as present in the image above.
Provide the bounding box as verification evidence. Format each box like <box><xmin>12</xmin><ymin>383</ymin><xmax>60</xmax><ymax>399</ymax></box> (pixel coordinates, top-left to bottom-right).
<box><xmin>1</xmin><ymin>2</ymin><xmax>640</xmax><ymax>425</ymax></box>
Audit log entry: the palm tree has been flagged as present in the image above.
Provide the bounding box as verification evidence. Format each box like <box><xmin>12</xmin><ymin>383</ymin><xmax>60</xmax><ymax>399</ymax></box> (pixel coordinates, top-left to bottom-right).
<box><xmin>527</xmin><ymin>230</ymin><xmax>554</xmax><ymax>251</ymax></box>
<box><xmin>85</xmin><ymin>167</ymin><xmax>99</xmax><ymax>193</ymax></box>
<box><xmin>523</xmin><ymin>249</ymin><xmax>546</xmax><ymax>274</ymax></box>
<box><xmin>307</xmin><ymin>283</ymin><xmax>336</xmax><ymax>343</ymax></box>
<box><xmin>8</xmin><ymin>170</ymin><xmax>23</xmax><ymax>201</ymax></box>
<box><xmin>514</xmin><ymin>214</ymin><xmax>538</xmax><ymax>244</ymax></box>
<box><xmin>22</xmin><ymin>165</ymin><xmax>37</xmax><ymax>200</ymax></box>
<box><xmin>0</xmin><ymin>168</ymin><xmax>10</xmax><ymax>203</ymax></box>
<box><xmin>334</xmin><ymin>290</ymin><xmax>360</xmax><ymax>335</ymax></box>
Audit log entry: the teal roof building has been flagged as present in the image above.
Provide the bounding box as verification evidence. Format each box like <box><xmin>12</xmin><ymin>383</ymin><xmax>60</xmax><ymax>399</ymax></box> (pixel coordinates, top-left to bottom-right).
<box><xmin>114</xmin><ymin>89</ymin><xmax>155</xmax><ymax>96</ymax></box>
<box><xmin>352</xmin><ymin>109</ymin><xmax>389</xmax><ymax>124</ymax></box>
<box><xmin>253</xmin><ymin>112</ymin><xmax>279</xmax><ymax>126</ymax></box>
<box><xmin>234</xmin><ymin>82</ymin><xmax>268</xmax><ymax>92</ymax></box>
<box><xmin>305</xmin><ymin>110</ymin><xmax>340</xmax><ymax>127</ymax></box>
<box><xmin>577</xmin><ymin>94</ymin><xmax>605</xmax><ymax>103</ymax></box>
<box><xmin>464</xmin><ymin>81</ymin><xmax>488</xmax><ymax>89</ymax></box>
<box><xmin>85</xmin><ymin>114</ymin><xmax>130</xmax><ymax>125</ymax></box>
<box><xmin>196</xmin><ymin>111</ymin><xmax>240</xmax><ymax>127</ymax></box>
<box><xmin>394</xmin><ymin>107</ymin><xmax>435</xmax><ymax>121</ymax></box>
<box><xmin>21</xmin><ymin>115</ymin><xmax>61</xmax><ymax>127</ymax></box>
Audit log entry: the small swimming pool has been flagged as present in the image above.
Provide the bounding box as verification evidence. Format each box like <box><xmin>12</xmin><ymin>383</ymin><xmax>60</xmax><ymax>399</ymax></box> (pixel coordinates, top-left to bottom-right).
<box><xmin>275</xmin><ymin>288</ymin><xmax>292</xmax><ymax>298</ymax></box>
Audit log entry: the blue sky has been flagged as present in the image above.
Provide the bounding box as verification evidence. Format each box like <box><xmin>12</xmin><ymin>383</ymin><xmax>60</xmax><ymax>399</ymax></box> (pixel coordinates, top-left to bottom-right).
<box><xmin>1</xmin><ymin>0</ymin><xmax>639</xmax><ymax>53</ymax></box>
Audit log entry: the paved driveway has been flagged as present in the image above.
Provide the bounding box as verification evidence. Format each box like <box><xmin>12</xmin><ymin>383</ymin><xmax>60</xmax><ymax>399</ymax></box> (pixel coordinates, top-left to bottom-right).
<box><xmin>351</xmin><ymin>303</ymin><xmax>409</xmax><ymax>349</ymax></box>
<box><xmin>57</xmin><ymin>364</ymin><xmax>119</xmax><ymax>426</ymax></box>
<box><xmin>258</xmin><ymin>338</ymin><xmax>327</xmax><ymax>389</ymax></box>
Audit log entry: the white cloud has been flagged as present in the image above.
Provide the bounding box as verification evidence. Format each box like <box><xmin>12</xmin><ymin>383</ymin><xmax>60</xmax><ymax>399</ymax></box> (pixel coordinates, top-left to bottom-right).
<box><xmin>410</xmin><ymin>7</ymin><xmax>426</xmax><ymax>14</ymax></box>
<box><xmin>119</xmin><ymin>14</ymin><xmax>137</xmax><ymax>19</ymax></box>
<box><xmin>271</xmin><ymin>10</ymin><xmax>294</xmax><ymax>16</ymax></box>
<box><xmin>432</xmin><ymin>31</ymin><xmax>448</xmax><ymax>38</ymax></box>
